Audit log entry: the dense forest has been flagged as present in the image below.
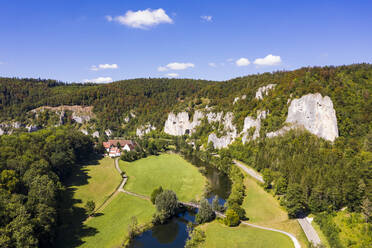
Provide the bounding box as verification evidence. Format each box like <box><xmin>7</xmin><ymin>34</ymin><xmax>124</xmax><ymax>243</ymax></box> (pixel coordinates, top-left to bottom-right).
<box><xmin>0</xmin><ymin>64</ymin><xmax>371</xmax><ymax>246</ymax></box>
<box><xmin>0</xmin><ymin>128</ymin><xmax>95</xmax><ymax>247</ymax></box>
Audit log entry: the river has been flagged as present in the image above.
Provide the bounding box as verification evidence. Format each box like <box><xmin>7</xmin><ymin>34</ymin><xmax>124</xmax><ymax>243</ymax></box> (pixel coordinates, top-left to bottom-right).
<box><xmin>129</xmin><ymin>162</ymin><xmax>231</xmax><ymax>248</ymax></box>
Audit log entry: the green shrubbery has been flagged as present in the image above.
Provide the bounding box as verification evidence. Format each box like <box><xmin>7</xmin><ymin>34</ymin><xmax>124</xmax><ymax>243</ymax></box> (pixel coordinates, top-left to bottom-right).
<box><xmin>224</xmin><ymin>209</ymin><xmax>240</xmax><ymax>227</ymax></box>
<box><xmin>195</xmin><ymin>199</ymin><xmax>215</xmax><ymax>224</ymax></box>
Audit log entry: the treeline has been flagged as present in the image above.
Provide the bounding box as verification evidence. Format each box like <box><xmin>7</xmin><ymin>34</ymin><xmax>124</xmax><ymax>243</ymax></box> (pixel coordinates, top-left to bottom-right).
<box><xmin>0</xmin><ymin>127</ymin><xmax>95</xmax><ymax>247</ymax></box>
<box><xmin>1</xmin><ymin>64</ymin><xmax>370</xmax><ymax>146</ymax></box>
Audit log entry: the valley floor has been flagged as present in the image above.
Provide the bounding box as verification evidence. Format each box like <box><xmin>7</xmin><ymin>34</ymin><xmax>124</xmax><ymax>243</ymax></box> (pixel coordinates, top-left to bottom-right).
<box><xmin>57</xmin><ymin>154</ymin><xmax>317</xmax><ymax>248</ymax></box>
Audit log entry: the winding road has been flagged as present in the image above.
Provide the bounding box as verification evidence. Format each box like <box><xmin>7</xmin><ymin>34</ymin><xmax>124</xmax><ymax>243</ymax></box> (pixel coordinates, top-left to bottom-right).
<box><xmin>233</xmin><ymin>160</ymin><xmax>321</xmax><ymax>247</ymax></box>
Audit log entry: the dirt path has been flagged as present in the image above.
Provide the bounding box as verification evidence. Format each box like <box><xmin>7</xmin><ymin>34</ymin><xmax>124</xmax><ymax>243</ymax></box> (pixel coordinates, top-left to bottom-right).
<box><xmin>233</xmin><ymin>160</ymin><xmax>264</xmax><ymax>183</ymax></box>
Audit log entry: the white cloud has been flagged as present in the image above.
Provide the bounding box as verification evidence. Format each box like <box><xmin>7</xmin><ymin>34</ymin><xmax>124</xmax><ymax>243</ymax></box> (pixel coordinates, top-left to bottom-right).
<box><xmin>253</xmin><ymin>54</ymin><xmax>281</xmax><ymax>66</ymax></box>
<box><xmin>157</xmin><ymin>66</ymin><xmax>168</xmax><ymax>72</ymax></box>
<box><xmin>235</xmin><ymin>58</ymin><xmax>250</xmax><ymax>67</ymax></box>
<box><xmin>108</xmin><ymin>8</ymin><xmax>173</xmax><ymax>29</ymax></box>
<box><xmin>90</xmin><ymin>64</ymin><xmax>118</xmax><ymax>71</ymax></box>
<box><xmin>201</xmin><ymin>15</ymin><xmax>212</xmax><ymax>22</ymax></box>
<box><xmin>83</xmin><ymin>77</ymin><xmax>113</xmax><ymax>84</ymax></box>
<box><xmin>158</xmin><ymin>62</ymin><xmax>195</xmax><ymax>71</ymax></box>
<box><xmin>208</xmin><ymin>62</ymin><xmax>217</xmax><ymax>67</ymax></box>
<box><xmin>165</xmin><ymin>73</ymin><xmax>179</xmax><ymax>78</ymax></box>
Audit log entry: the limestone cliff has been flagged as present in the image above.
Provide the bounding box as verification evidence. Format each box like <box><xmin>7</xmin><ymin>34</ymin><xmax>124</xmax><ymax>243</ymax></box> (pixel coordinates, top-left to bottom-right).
<box><xmin>267</xmin><ymin>93</ymin><xmax>338</xmax><ymax>142</ymax></box>
<box><xmin>241</xmin><ymin>110</ymin><xmax>267</xmax><ymax>143</ymax></box>
<box><xmin>164</xmin><ymin>111</ymin><xmax>204</xmax><ymax>136</ymax></box>
<box><xmin>207</xmin><ymin>112</ymin><xmax>238</xmax><ymax>149</ymax></box>
<box><xmin>255</xmin><ymin>84</ymin><xmax>276</xmax><ymax>100</ymax></box>
<box><xmin>136</xmin><ymin>123</ymin><xmax>156</xmax><ymax>137</ymax></box>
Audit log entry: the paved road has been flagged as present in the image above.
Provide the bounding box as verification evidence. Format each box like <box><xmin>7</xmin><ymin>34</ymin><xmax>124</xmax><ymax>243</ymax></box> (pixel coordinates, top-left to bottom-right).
<box><xmin>233</xmin><ymin>160</ymin><xmax>321</xmax><ymax>247</ymax></box>
<box><xmin>233</xmin><ymin>160</ymin><xmax>264</xmax><ymax>183</ymax></box>
<box><xmin>298</xmin><ymin>218</ymin><xmax>321</xmax><ymax>246</ymax></box>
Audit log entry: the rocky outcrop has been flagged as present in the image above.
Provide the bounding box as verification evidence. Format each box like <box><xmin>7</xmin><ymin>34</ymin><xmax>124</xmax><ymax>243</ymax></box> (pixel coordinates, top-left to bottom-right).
<box><xmin>206</xmin><ymin>112</ymin><xmax>223</xmax><ymax>123</ymax></box>
<box><xmin>233</xmin><ymin>95</ymin><xmax>246</xmax><ymax>104</ymax></box>
<box><xmin>31</xmin><ymin>105</ymin><xmax>94</xmax><ymax>124</ymax></box>
<box><xmin>207</xmin><ymin>112</ymin><xmax>238</xmax><ymax>149</ymax></box>
<box><xmin>136</xmin><ymin>124</ymin><xmax>156</xmax><ymax>137</ymax></box>
<box><xmin>164</xmin><ymin>111</ymin><xmax>204</xmax><ymax>136</ymax></box>
<box><xmin>208</xmin><ymin>133</ymin><xmax>235</xmax><ymax>149</ymax></box>
<box><xmin>267</xmin><ymin>93</ymin><xmax>338</xmax><ymax>142</ymax></box>
<box><xmin>241</xmin><ymin>110</ymin><xmax>267</xmax><ymax>143</ymax></box>
<box><xmin>255</xmin><ymin>84</ymin><xmax>276</xmax><ymax>100</ymax></box>
<box><xmin>92</xmin><ymin>131</ymin><xmax>99</xmax><ymax>138</ymax></box>
<box><xmin>80</xmin><ymin>129</ymin><xmax>88</xmax><ymax>135</ymax></box>
<box><xmin>105</xmin><ymin>129</ymin><xmax>112</xmax><ymax>137</ymax></box>
<box><xmin>26</xmin><ymin>125</ymin><xmax>39</xmax><ymax>132</ymax></box>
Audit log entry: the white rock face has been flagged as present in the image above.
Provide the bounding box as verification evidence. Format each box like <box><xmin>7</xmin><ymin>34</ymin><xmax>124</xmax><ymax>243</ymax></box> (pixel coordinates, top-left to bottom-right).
<box><xmin>92</xmin><ymin>131</ymin><xmax>99</xmax><ymax>138</ymax></box>
<box><xmin>137</xmin><ymin>124</ymin><xmax>156</xmax><ymax>137</ymax></box>
<box><xmin>26</xmin><ymin>125</ymin><xmax>39</xmax><ymax>132</ymax></box>
<box><xmin>266</xmin><ymin>126</ymin><xmax>294</xmax><ymax>138</ymax></box>
<box><xmin>72</xmin><ymin>113</ymin><xmax>91</xmax><ymax>124</ymax></box>
<box><xmin>80</xmin><ymin>129</ymin><xmax>88</xmax><ymax>135</ymax></box>
<box><xmin>255</xmin><ymin>84</ymin><xmax>276</xmax><ymax>100</ymax></box>
<box><xmin>233</xmin><ymin>95</ymin><xmax>247</xmax><ymax>104</ymax></box>
<box><xmin>164</xmin><ymin>111</ymin><xmax>204</xmax><ymax>136</ymax></box>
<box><xmin>241</xmin><ymin>110</ymin><xmax>267</xmax><ymax>143</ymax></box>
<box><xmin>208</xmin><ymin>133</ymin><xmax>235</xmax><ymax>149</ymax></box>
<box><xmin>267</xmin><ymin>93</ymin><xmax>338</xmax><ymax>142</ymax></box>
<box><xmin>105</xmin><ymin>129</ymin><xmax>112</xmax><ymax>137</ymax></box>
<box><xmin>207</xmin><ymin>112</ymin><xmax>238</xmax><ymax>149</ymax></box>
<box><xmin>0</xmin><ymin>128</ymin><xmax>4</xmax><ymax>135</ymax></box>
<box><xmin>206</xmin><ymin>112</ymin><xmax>223</xmax><ymax>123</ymax></box>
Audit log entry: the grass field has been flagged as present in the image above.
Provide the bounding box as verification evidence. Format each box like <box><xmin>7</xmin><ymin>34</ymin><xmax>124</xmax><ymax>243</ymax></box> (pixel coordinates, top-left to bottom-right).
<box><xmin>239</xmin><ymin>163</ymin><xmax>308</xmax><ymax>247</ymax></box>
<box><xmin>79</xmin><ymin>193</ymin><xmax>156</xmax><ymax>248</ymax></box>
<box><xmin>120</xmin><ymin>153</ymin><xmax>206</xmax><ymax>202</ymax></box>
<box><xmin>200</xmin><ymin>221</ymin><xmax>294</xmax><ymax>248</ymax></box>
<box><xmin>66</xmin><ymin>157</ymin><xmax>121</xmax><ymax>208</ymax></box>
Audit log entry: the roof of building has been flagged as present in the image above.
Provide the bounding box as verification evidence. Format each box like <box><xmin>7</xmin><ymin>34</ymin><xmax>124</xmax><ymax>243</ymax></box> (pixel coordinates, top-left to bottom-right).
<box><xmin>103</xmin><ymin>139</ymin><xmax>135</xmax><ymax>149</ymax></box>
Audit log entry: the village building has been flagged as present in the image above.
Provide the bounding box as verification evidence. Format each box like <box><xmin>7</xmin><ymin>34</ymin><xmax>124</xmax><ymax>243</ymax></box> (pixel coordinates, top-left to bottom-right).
<box><xmin>103</xmin><ymin>139</ymin><xmax>136</xmax><ymax>157</ymax></box>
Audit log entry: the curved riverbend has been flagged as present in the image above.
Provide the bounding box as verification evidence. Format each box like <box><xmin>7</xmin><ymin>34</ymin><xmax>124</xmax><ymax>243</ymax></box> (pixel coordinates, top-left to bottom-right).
<box><xmin>118</xmin><ymin>156</ymin><xmax>301</xmax><ymax>248</ymax></box>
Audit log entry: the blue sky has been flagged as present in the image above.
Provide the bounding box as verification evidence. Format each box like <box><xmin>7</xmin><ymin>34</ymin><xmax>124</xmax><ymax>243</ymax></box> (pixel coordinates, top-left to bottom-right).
<box><xmin>0</xmin><ymin>0</ymin><xmax>371</xmax><ymax>82</ymax></box>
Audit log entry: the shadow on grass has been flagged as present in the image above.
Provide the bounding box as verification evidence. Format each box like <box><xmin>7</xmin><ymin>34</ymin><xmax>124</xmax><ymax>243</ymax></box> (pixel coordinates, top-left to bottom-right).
<box><xmin>55</xmin><ymin>154</ymin><xmax>103</xmax><ymax>247</ymax></box>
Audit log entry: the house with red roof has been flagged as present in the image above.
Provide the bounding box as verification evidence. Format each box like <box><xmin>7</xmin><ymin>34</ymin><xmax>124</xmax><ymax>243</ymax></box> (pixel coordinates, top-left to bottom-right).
<box><xmin>103</xmin><ymin>139</ymin><xmax>136</xmax><ymax>157</ymax></box>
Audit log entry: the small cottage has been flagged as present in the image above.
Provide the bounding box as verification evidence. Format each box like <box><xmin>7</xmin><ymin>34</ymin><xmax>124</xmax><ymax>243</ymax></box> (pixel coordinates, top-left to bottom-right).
<box><xmin>103</xmin><ymin>139</ymin><xmax>136</xmax><ymax>157</ymax></box>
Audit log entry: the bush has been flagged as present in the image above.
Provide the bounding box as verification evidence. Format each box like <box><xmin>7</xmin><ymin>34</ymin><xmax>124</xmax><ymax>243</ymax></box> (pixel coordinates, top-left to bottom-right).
<box><xmin>212</xmin><ymin>196</ymin><xmax>226</xmax><ymax>212</ymax></box>
<box><xmin>224</xmin><ymin>209</ymin><xmax>240</xmax><ymax>226</ymax></box>
<box><xmin>185</xmin><ymin>228</ymin><xmax>206</xmax><ymax>248</ymax></box>
<box><xmin>195</xmin><ymin>199</ymin><xmax>215</xmax><ymax>224</ymax></box>
<box><xmin>150</xmin><ymin>186</ymin><xmax>163</xmax><ymax>204</ymax></box>
<box><xmin>85</xmin><ymin>200</ymin><xmax>95</xmax><ymax>216</ymax></box>
<box><xmin>154</xmin><ymin>190</ymin><xmax>178</xmax><ymax>219</ymax></box>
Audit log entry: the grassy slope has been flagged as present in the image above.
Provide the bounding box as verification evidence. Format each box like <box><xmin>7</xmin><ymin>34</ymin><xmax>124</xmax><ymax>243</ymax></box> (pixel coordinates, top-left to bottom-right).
<box><xmin>240</xmin><ymin>165</ymin><xmax>308</xmax><ymax>247</ymax></box>
<box><xmin>67</xmin><ymin>157</ymin><xmax>121</xmax><ymax>208</ymax></box>
<box><xmin>200</xmin><ymin>221</ymin><xmax>294</xmax><ymax>248</ymax></box>
<box><xmin>79</xmin><ymin>193</ymin><xmax>155</xmax><ymax>248</ymax></box>
<box><xmin>120</xmin><ymin>153</ymin><xmax>206</xmax><ymax>202</ymax></box>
